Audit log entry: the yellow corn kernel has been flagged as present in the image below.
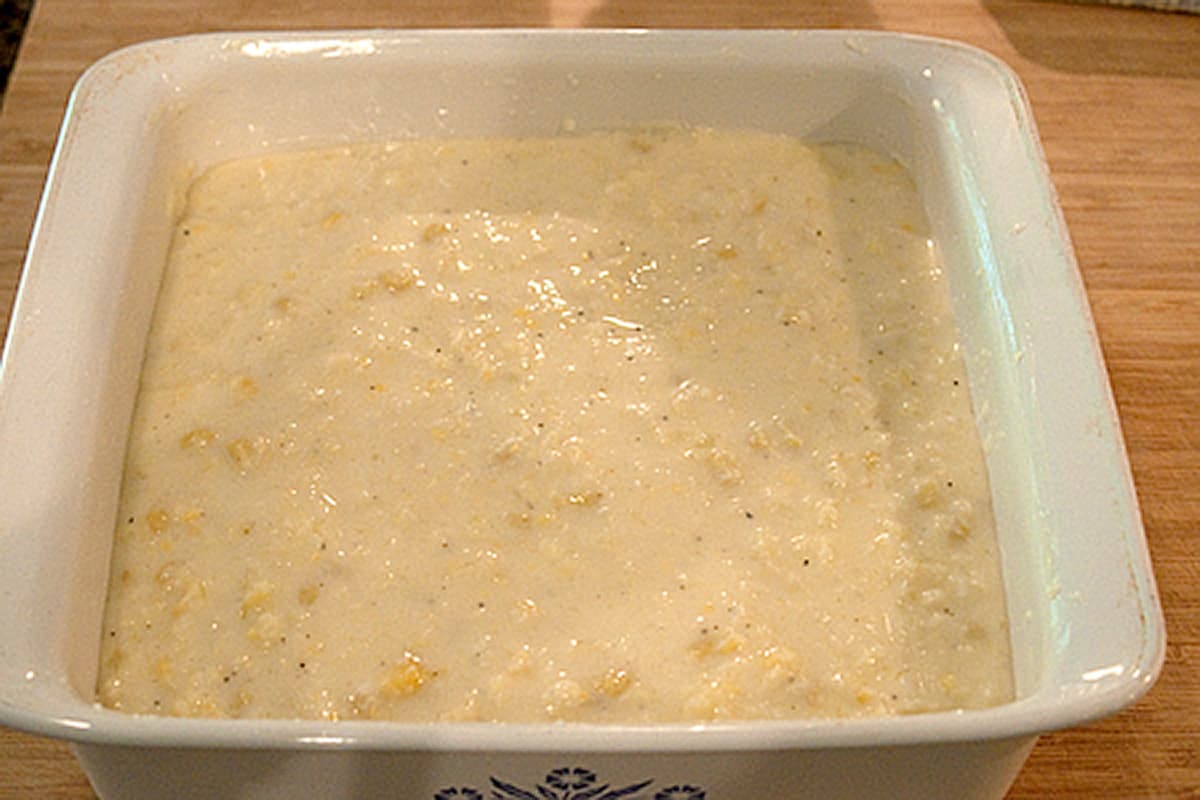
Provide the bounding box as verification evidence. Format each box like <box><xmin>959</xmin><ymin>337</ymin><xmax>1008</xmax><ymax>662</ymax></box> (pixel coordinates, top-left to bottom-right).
<box><xmin>915</xmin><ymin>480</ymin><xmax>940</xmax><ymax>508</ymax></box>
<box><xmin>493</xmin><ymin>437</ymin><xmax>520</xmax><ymax>460</ymax></box>
<box><xmin>760</xmin><ymin>645</ymin><xmax>798</xmax><ymax>670</ymax></box>
<box><xmin>683</xmin><ymin>678</ymin><xmax>743</xmax><ymax>719</ymax></box>
<box><xmin>187</xmin><ymin>697</ymin><xmax>221</xmax><ymax>718</ymax></box>
<box><xmin>348</xmin><ymin>692</ymin><xmax>379</xmax><ymax>719</ymax></box>
<box><xmin>172</xmin><ymin>580</ymin><xmax>208</xmax><ymax>618</ymax></box>
<box><xmin>240</xmin><ymin>582</ymin><xmax>274</xmax><ymax>618</ymax></box>
<box><xmin>383</xmin><ymin>652</ymin><xmax>429</xmax><ymax>696</ymax></box>
<box><xmin>690</xmin><ymin>637</ymin><xmax>715</xmax><ymax>659</ymax></box>
<box><xmin>707</xmin><ymin>448</ymin><xmax>743</xmax><ymax>487</ymax></box>
<box><xmin>949</xmin><ymin>517</ymin><xmax>972</xmax><ymax>539</ymax></box>
<box><xmin>716</xmin><ymin>244</ymin><xmax>738</xmax><ymax>260</ymax></box>
<box><xmin>628</xmin><ymin>136</ymin><xmax>654</xmax><ymax>153</ymax></box>
<box><xmin>226</xmin><ymin>436</ymin><xmax>267</xmax><ymax>470</ymax></box>
<box><xmin>298</xmin><ymin>584</ymin><xmax>320</xmax><ymax>606</ymax></box>
<box><xmin>781</xmin><ymin>310</ymin><xmax>811</xmax><ymax>328</ymax></box>
<box><xmin>379</xmin><ymin>270</ymin><xmax>414</xmax><ymax>292</ymax></box>
<box><xmin>595</xmin><ymin>668</ymin><xmax>632</xmax><ymax>697</ymax></box>
<box><xmin>155</xmin><ymin>560</ymin><xmax>180</xmax><ymax>589</ymax></box>
<box><xmin>505</xmin><ymin>649</ymin><xmax>533</xmax><ymax>675</ymax></box>
<box><xmin>180</xmin><ymin>428</ymin><xmax>216</xmax><ymax>449</ymax></box>
<box><xmin>565</xmin><ymin>490</ymin><xmax>603</xmax><ymax>507</ymax></box>
<box><xmin>816</xmin><ymin>498</ymin><xmax>839</xmax><ymax>528</ymax></box>
<box><xmin>320</xmin><ymin>211</ymin><xmax>345</xmax><ymax>229</ymax></box>
<box><xmin>234</xmin><ymin>375</ymin><xmax>258</xmax><ymax>400</ymax></box>
<box><xmin>717</xmin><ymin>633</ymin><xmax>746</xmax><ymax>655</ymax></box>
<box><xmin>544</xmin><ymin>678</ymin><xmax>591</xmax><ymax>717</ymax></box>
<box><xmin>146</xmin><ymin>509</ymin><xmax>170</xmax><ymax>534</ymax></box>
<box><xmin>245</xmin><ymin>612</ymin><xmax>281</xmax><ymax>645</ymax></box>
<box><xmin>423</xmin><ymin>221</ymin><xmax>452</xmax><ymax>241</ymax></box>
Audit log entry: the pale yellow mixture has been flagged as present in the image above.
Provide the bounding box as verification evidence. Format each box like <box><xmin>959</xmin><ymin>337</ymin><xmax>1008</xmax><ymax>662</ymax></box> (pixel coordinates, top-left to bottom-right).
<box><xmin>97</xmin><ymin>127</ymin><xmax>1013</xmax><ymax>722</ymax></box>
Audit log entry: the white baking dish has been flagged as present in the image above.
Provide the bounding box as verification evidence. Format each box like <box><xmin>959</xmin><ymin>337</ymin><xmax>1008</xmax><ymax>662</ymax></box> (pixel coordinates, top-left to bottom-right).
<box><xmin>0</xmin><ymin>29</ymin><xmax>1164</xmax><ymax>799</ymax></box>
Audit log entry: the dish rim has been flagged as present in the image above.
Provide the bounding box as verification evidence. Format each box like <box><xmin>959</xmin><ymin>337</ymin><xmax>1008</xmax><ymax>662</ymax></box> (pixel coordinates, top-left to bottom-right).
<box><xmin>0</xmin><ymin>27</ymin><xmax>1166</xmax><ymax>753</ymax></box>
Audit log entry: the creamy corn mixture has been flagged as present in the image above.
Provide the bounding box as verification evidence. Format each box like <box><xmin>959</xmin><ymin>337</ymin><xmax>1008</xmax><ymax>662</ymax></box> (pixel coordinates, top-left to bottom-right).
<box><xmin>97</xmin><ymin>127</ymin><xmax>1013</xmax><ymax>722</ymax></box>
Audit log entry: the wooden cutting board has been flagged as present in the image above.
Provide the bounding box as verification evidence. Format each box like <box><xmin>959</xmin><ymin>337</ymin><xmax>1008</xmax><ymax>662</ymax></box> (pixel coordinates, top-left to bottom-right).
<box><xmin>1</xmin><ymin>2</ymin><xmax>1197</xmax><ymax>797</ymax></box>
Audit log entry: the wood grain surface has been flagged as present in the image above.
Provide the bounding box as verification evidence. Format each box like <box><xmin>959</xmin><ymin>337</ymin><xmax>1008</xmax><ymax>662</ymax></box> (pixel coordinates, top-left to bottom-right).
<box><xmin>1</xmin><ymin>1</ymin><xmax>1197</xmax><ymax>798</ymax></box>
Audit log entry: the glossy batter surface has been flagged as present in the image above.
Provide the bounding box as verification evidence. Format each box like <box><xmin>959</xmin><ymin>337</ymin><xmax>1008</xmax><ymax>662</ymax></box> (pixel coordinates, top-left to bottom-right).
<box><xmin>97</xmin><ymin>128</ymin><xmax>1013</xmax><ymax>721</ymax></box>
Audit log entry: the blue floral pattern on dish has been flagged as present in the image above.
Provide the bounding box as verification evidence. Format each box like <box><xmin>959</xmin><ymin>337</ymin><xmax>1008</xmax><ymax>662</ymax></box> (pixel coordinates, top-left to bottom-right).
<box><xmin>433</xmin><ymin>789</ymin><xmax>485</xmax><ymax>800</ymax></box>
<box><xmin>544</xmin><ymin>766</ymin><xmax>600</xmax><ymax>792</ymax></box>
<box><xmin>434</xmin><ymin>765</ymin><xmax>705</xmax><ymax>800</ymax></box>
<box><xmin>652</xmin><ymin>787</ymin><xmax>706</xmax><ymax>800</ymax></box>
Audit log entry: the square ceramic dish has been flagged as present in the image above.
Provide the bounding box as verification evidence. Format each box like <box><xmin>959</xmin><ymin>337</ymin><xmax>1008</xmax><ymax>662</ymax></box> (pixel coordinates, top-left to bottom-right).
<box><xmin>0</xmin><ymin>29</ymin><xmax>1164</xmax><ymax>800</ymax></box>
